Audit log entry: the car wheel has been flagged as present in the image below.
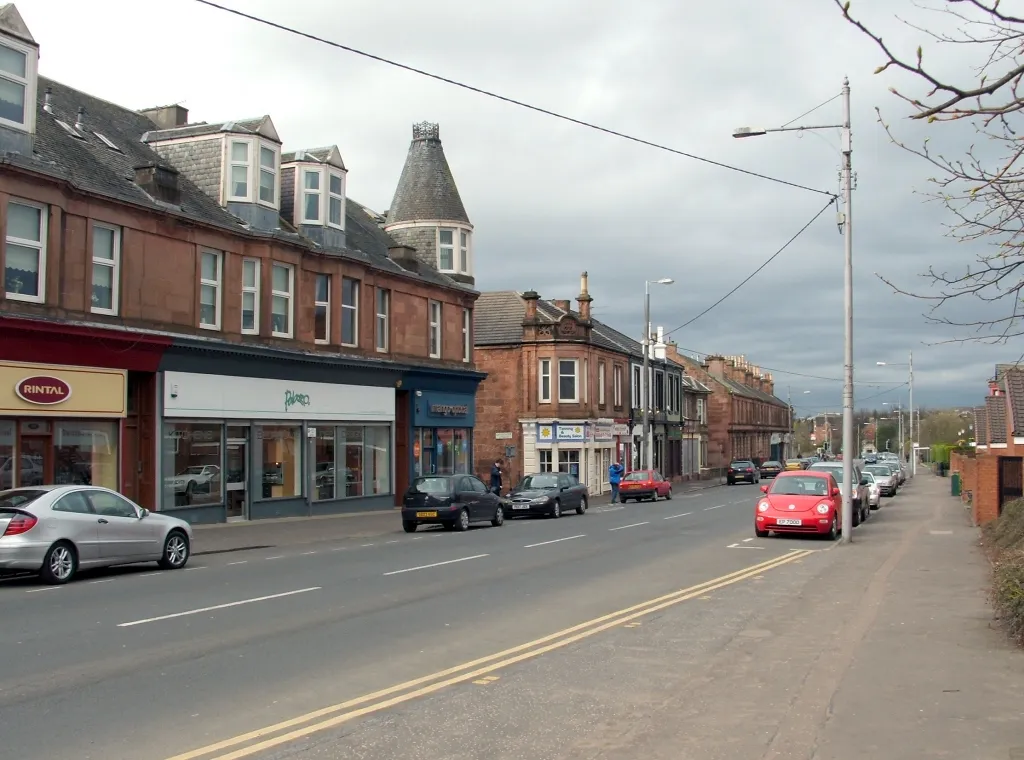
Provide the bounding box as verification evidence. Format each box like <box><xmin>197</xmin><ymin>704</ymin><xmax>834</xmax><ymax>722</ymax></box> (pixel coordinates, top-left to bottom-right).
<box><xmin>852</xmin><ymin>505</ymin><xmax>861</xmax><ymax>527</ymax></box>
<box><xmin>550</xmin><ymin>500</ymin><xmax>561</xmax><ymax>519</ymax></box>
<box><xmin>403</xmin><ymin>521</ymin><xmax>418</xmax><ymax>533</ymax></box>
<box><xmin>158</xmin><ymin>530</ymin><xmax>190</xmax><ymax>570</ymax></box>
<box><xmin>40</xmin><ymin>541</ymin><xmax>77</xmax><ymax>585</ymax></box>
<box><xmin>576</xmin><ymin>496</ymin><xmax>588</xmax><ymax>515</ymax></box>
<box><xmin>454</xmin><ymin>508</ymin><xmax>471</xmax><ymax>532</ymax></box>
<box><xmin>827</xmin><ymin>516</ymin><xmax>839</xmax><ymax>541</ymax></box>
<box><xmin>491</xmin><ymin>505</ymin><xmax>504</xmax><ymax>527</ymax></box>
<box><xmin>755</xmin><ymin>527</ymin><xmax>770</xmax><ymax>538</ymax></box>
<box><xmin>664</xmin><ymin>487</ymin><xmax>672</xmax><ymax>500</ymax></box>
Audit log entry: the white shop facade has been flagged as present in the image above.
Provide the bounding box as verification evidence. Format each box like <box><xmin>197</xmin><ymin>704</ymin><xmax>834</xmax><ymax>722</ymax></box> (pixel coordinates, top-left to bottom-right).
<box><xmin>159</xmin><ymin>370</ymin><xmax>395</xmax><ymax>523</ymax></box>
<box><xmin>519</xmin><ymin>418</ymin><xmax>616</xmax><ymax>496</ymax></box>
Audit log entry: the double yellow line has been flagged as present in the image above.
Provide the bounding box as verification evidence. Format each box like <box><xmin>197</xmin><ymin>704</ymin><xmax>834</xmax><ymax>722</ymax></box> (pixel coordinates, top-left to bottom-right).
<box><xmin>168</xmin><ymin>549</ymin><xmax>812</xmax><ymax>760</ymax></box>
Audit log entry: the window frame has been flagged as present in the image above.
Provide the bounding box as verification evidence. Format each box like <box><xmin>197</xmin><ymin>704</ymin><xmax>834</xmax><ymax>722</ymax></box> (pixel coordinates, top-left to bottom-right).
<box><xmin>227</xmin><ymin>139</ymin><xmax>251</xmax><ymax>202</ymax></box>
<box><xmin>198</xmin><ymin>249</ymin><xmax>222</xmax><ymax>330</ymax></box>
<box><xmin>90</xmin><ymin>222</ymin><xmax>121</xmax><ymax>316</ymax></box>
<box><xmin>538</xmin><ymin>358</ymin><xmax>552</xmax><ymax>403</ymax></box>
<box><xmin>598</xmin><ymin>362</ymin><xmax>606</xmax><ymax>406</ymax></box>
<box><xmin>258</xmin><ymin>143</ymin><xmax>279</xmax><ymax>207</ymax></box>
<box><xmin>341</xmin><ymin>276</ymin><xmax>360</xmax><ymax>348</ymax></box>
<box><xmin>558</xmin><ymin>358</ymin><xmax>579</xmax><ymax>403</ymax></box>
<box><xmin>428</xmin><ymin>300</ymin><xmax>442</xmax><ymax>358</ymax></box>
<box><xmin>314</xmin><ymin>272</ymin><xmax>331</xmax><ymax>345</ymax></box>
<box><xmin>0</xmin><ymin>38</ymin><xmax>35</xmax><ymax>133</ymax></box>
<box><xmin>375</xmin><ymin>288</ymin><xmax>390</xmax><ymax>353</ymax></box>
<box><xmin>301</xmin><ymin>168</ymin><xmax>322</xmax><ymax>224</ymax></box>
<box><xmin>240</xmin><ymin>258</ymin><xmax>260</xmax><ymax>335</ymax></box>
<box><xmin>328</xmin><ymin>171</ymin><xmax>345</xmax><ymax>230</ymax></box>
<box><xmin>462</xmin><ymin>308</ymin><xmax>471</xmax><ymax>363</ymax></box>
<box><xmin>270</xmin><ymin>262</ymin><xmax>294</xmax><ymax>339</ymax></box>
<box><xmin>631</xmin><ymin>364</ymin><xmax>642</xmax><ymax>409</ymax></box>
<box><xmin>437</xmin><ymin>228</ymin><xmax>455</xmax><ymax>273</ymax></box>
<box><xmin>4</xmin><ymin>198</ymin><xmax>47</xmax><ymax>304</ymax></box>
<box><xmin>459</xmin><ymin>230</ymin><xmax>469</xmax><ymax>274</ymax></box>
<box><xmin>614</xmin><ymin>365</ymin><xmax>623</xmax><ymax>407</ymax></box>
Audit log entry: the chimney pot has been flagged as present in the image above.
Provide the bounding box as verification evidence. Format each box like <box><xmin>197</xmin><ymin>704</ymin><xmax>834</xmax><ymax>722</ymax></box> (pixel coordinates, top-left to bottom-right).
<box><xmin>522</xmin><ymin>291</ymin><xmax>540</xmax><ymax>321</ymax></box>
<box><xmin>74</xmin><ymin>106</ymin><xmax>85</xmax><ymax>131</ymax></box>
<box><xmin>43</xmin><ymin>86</ymin><xmax>52</xmax><ymax>113</ymax></box>
<box><xmin>139</xmin><ymin>104</ymin><xmax>190</xmax><ymax>130</ymax></box>
<box><xmin>576</xmin><ymin>271</ymin><xmax>593</xmax><ymax>321</ymax></box>
<box><xmin>552</xmin><ymin>299</ymin><xmax>571</xmax><ymax>312</ymax></box>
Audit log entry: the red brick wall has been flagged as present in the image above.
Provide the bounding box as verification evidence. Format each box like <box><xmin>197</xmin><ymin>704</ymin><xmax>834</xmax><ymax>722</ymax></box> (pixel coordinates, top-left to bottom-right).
<box><xmin>474</xmin><ymin>347</ymin><xmax>523</xmax><ymax>484</ymax></box>
<box><xmin>0</xmin><ymin>172</ymin><xmax>476</xmax><ymax>372</ymax></box>
<box><xmin>974</xmin><ymin>454</ymin><xmax>1000</xmax><ymax>525</ymax></box>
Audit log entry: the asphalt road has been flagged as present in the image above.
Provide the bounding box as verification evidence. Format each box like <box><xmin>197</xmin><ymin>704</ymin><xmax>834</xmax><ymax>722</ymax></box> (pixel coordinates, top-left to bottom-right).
<box><xmin>0</xmin><ymin>481</ymin><xmax>852</xmax><ymax>760</ymax></box>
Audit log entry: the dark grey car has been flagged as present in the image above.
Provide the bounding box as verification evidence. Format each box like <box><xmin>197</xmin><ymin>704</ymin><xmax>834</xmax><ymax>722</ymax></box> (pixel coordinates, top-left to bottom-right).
<box><xmin>507</xmin><ymin>472</ymin><xmax>589</xmax><ymax>518</ymax></box>
<box><xmin>401</xmin><ymin>475</ymin><xmax>504</xmax><ymax>532</ymax></box>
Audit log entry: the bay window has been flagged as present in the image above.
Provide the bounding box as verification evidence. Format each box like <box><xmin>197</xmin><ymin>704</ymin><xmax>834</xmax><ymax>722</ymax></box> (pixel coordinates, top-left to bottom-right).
<box><xmin>0</xmin><ymin>39</ymin><xmax>33</xmax><ymax>131</ymax></box>
<box><xmin>328</xmin><ymin>172</ymin><xmax>345</xmax><ymax>229</ymax></box>
<box><xmin>258</xmin><ymin>145</ymin><xmax>277</xmax><ymax>205</ymax></box>
<box><xmin>459</xmin><ymin>230</ymin><xmax>469</xmax><ymax>273</ymax></box>
<box><xmin>438</xmin><ymin>229</ymin><xmax>454</xmax><ymax>271</ymax></box>
<box><xmin>302</xmin><ymin>169</ymin><xmax>321</xmax><ymax>223</ymax></box>
<box><xmin>228</xmin><ymin>141</ymin><xmax>249</xmax><ymax>200</ymax></box>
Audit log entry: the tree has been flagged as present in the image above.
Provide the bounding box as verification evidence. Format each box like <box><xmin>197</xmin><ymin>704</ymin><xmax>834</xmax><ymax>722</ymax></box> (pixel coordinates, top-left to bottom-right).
<box><xmin>919</xmin><ymin>409</ymin><xmax>973</xmax><ymax>444</ymax></box>
<box><xmin>835</xmin><ymin>0</ymin><xmax>1024</xmax><ymax>342</ymax></box>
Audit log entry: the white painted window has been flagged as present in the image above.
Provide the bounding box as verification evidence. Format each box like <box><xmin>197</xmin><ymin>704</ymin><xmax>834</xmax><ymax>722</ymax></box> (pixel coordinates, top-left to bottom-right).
<box><xmin>462</xmin><ymin>308</ymin><xmax>471</xmax><ymax>363</ymax></box>
<box><xmin>558</xmin><ymin>449</ymin><xmax>580</xmax><ymax>473</ymax></box>
<box><xmin>598</xmin><ymin>363</ymin><xmax>606</xmax><ymax>405</ymax></box>
<box><xmin>375</xmin><ymin>288</ymin><xmax>389</xmax><ymax>352</ymax></box>
<box><xmin>328</xmin><ymin>172</ymin><xmax>345</xmax><ymax>229</ymax></box>
<box><xmin>0</xmin><ymin>39</ymin><xmax>34</xmax><ymax>132</ymax></box>
<box><xmin>314</xmin><ymin>273</ymin><xmax>330</xmax><ymax>344</ymax></box>
<box><xmin>241</xmin><ymin>258</ymin><xmax>260</xmax><ymax>334</ymax></box>
<box><xmin>342</xmin><ymin>277</ymin><xmax>359</xmax><ymax>347</ymax></box>
<box><xmin>698</xmin><ymin>397</ymin><xmax>707</xmax><ymax>424</ymax></box>
<box><xmin>228</xmin><ymin>141</ymin><xmax>250</xmax><ymax>201</ymax></box>
<box><xmin>4</xmin><ymin>200</ymin><xmax>46</xmax><ymax>303</ymax></box>
<box><xmin>91</xmin><ymin>223</ymin><xmax>120</xmax><ymax>315</ymax></box>
<box><xmin>198</xmin><ymin>249</ymin><xmax>222</xmax><ymax>329</ymax></box>
<box><xmin>258</xmin><ymin>145</ymin><xmax>277</xmax><ymax>205</ymax></box>
<box><xmin>438</xmin><ymin>229</ymin><xmax>455</xmax><ymax>272</ymax></box>
<box><xmin>459</xmin><ymin>230</ymin><xmax>469</xmax><ymax>274</ymax></box>
<box><xmin>270</xmin><ymin>262</ymin><xmax>293</xmax><ymax>338</ymax></box>
<box><xmin>558</xmin><ymin>359</ymin><xmax>579</xmax><ymax>403</ymax></box>
<box><xmin>302</xmin><ymin>169</ymin><xmax>321</xmax><ymax>223</ymax></box>
<box><xmin>539</xmin><ymin>359</ymin><xmax>551</xmax><ymax>403</ymax></box>
<box><xmin>582</xmin><ymin>359</ymin><xmax>589</xmax><ymax>403</ymax></box>
<box><xmin>614</xmin><ymin>366</ymin><xmax>623</xmax><ymax>407</ymax></box>
<box><xmin>538</xmin><ymin>450</ymin><xmax>552</xmax><ymax>472</ymax></box>
<box><xmin>631</xmin><ymin>365</ymin><xmax>642</xmax><ymax>409</ymax></box>
<box><xmin>428</xmin><ymin>300</ymin><xmax>442</xmax><ymax>358</ymax></box>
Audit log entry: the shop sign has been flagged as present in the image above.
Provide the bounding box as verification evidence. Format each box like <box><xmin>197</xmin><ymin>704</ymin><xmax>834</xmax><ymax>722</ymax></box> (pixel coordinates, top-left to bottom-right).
<box><xmin>611</xmin><ymin>424</ymin><xmax>630</xmax><ymax>437</ymax></box>
<box><xmin>284</xmin><ymin>390</ymin><xmax>311</xmax><ymax>412</ymax></box>
<box><xmin>594</xmin><ymin>421</ymin><xmax>614</xmax><ymax>442</ymax></box>
<box><xmin>495</xmin><ymin>432</ymin><xmax>513</xmax><ymax>440</ymax></box>
<box><xmin>15</xmin><ymin>376</ymin><xmax>72</xmax><ymax>405</ymax></box>
<box><xmin>556</xmin><ymin>424</ymin><xmax>586</xmax><ymax>442</ymax></box>
<box><xmin>536</xmin><ymin>424</ymin><xmax>554</xmax><ymax>443</ymax></box>
<box><xmin>430</xmin><ymin>403</ymin><xmax>469</xmax><ymax>417</ymax></box>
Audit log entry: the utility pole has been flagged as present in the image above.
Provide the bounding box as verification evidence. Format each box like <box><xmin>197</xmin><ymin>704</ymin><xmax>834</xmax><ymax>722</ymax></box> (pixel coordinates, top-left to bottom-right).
<box><xmin>839</xmin><ymin>77</ymin><xmax>855</xmax><ymax>544</ymax></box>
<box><xmin>787</xmin><ymin>385</ymin><xmax>792</xmax><ymax>460</ymax></box>
<box><xmin>908</xmin><ymin>350</ymin><xmax>915</xmax><ymax>476</ymax></box>
<box><xmin>642</xmin><ymin>283</ymin><xmax>651</xmax><ymax>471</ymax></box>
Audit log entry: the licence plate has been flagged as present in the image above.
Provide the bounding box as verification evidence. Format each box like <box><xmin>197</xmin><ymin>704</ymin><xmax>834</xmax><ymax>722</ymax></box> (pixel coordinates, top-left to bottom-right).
<box><xmin>512</xmin><ymin>505</ymin><xmax>530</xmax><ymax>510</ymax></box>
<box><xmin>416</xmin><ymin>511</ymin><xmax>438</xmax><ymax>518</ymax></box>
<box><xmin>775</xmin><ymin>518</ymin><xmax>802</xmax><ymax>526</ymax></box>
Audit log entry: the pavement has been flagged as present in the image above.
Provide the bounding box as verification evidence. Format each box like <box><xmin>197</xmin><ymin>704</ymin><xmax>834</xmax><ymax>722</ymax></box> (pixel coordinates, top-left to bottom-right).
<box><xmin>0</xmin><ymin>473</ymin><xmax>1019</xmax><ymax>759</ymax></box>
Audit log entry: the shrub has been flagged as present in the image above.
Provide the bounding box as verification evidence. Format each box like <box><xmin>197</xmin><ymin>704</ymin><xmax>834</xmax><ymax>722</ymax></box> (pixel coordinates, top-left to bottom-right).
<box><xmin>985</xmin><ymin>498</ymin><xmax>1024</xmax><ymax>646</ymax></box>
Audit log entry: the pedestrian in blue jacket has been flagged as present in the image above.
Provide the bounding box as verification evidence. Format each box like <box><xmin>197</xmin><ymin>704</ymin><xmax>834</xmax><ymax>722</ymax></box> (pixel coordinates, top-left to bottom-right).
<box><xmin>608</xmin><ymin>461</ymin><xmax>624</xmax><ymax>503</ymax></box>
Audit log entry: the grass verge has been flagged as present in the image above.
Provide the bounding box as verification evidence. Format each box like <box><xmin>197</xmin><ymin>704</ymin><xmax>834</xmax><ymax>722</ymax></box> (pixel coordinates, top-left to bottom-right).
<box><xmin>983</xmin><ymin>498</ymin><xmax>1024</xmax><ymax>646</ymax></box>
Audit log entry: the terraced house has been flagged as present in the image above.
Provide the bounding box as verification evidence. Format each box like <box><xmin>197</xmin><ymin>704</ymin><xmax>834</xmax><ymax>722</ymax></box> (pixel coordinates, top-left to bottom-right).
<box><xmin>0</xmin><ymin>6</ymin><xmax>484</xmax><ymax>521</ymax></box>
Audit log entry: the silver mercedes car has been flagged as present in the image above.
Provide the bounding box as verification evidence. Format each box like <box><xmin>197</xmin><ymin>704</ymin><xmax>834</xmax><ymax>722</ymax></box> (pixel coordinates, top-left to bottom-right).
<box><xmin>0</xmin><ymin>485</ymin><xmax>192</xmax><ymax>584</ymax></box>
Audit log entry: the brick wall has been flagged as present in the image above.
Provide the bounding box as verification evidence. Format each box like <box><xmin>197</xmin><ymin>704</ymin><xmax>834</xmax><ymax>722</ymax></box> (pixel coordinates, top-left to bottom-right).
<box><xmin>474</xmin><ymin>347</ymin><xmax>524</xmax><ymax>484</ymax></box>
<box><xmin>974</xmin><ymin>454</ymin><xmax>1000</xmax><ymax>525</ymax></box>
<box><xmin>0</xmin><ymin>173</ymin><xmax>476</xmax><ymax>372</ymax></box>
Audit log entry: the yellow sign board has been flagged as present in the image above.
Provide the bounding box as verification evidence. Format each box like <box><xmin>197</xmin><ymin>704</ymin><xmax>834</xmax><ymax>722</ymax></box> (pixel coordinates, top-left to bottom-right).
<box><xmin>0</xmin><ymin>361</ymin><xmax>127</xmax><ymax>417</ymax></box>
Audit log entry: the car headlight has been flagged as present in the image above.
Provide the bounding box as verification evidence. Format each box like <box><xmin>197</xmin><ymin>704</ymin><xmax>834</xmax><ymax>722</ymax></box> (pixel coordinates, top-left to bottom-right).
<box><xmin>816</xmin><ymin>503</ymin><xmax>830</xmax><ymax>514</ymax></box>
<box><xmin>758</xmin><ymin>501</ymin><xmax>770</xmax><ymax>512</ymax></box>
<box><xmin>529</xmin><ymin>496</ymin><xmax>550</xmax><ymax>505</ymax></box>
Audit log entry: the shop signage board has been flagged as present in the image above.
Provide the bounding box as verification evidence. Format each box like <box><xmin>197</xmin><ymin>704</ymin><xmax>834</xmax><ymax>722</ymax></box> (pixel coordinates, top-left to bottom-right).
<box><xmin>556</xmin><ymin>424</ymin><xmax>586</xmax><ymax>442</ymax></box>
<box><xmin>0</xmin><ymin>361</ymin><xmax>126</xmax><ymax>417</ymax></box>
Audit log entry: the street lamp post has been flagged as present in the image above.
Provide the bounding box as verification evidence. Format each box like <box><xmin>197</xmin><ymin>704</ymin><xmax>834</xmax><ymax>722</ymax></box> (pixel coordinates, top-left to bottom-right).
<box><xmin>642</xmin><ymin>278</ymin><xmax>674</xmax><ymax>471</ymax></box>
<box><xmin>734</xmin><ymin>77</ymin><xmax>855</xmax><ymax>543</ymax></box>
<box><xmin>876</xmin><ymin>351</ymin><xmax>914</xmax><ymax>475</ymax></box>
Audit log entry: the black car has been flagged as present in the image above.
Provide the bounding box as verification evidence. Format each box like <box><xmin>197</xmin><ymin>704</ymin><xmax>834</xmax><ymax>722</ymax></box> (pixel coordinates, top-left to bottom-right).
<box><xmin>401</xmin><ymin>474</ymin><xmax>504</xmax><ymax>532</ymax></box>
<box><xmin>758</xmin><ymin>460</ymin><xmax>783</xmax><ymax>479</ymax></box>
<box><xmin>507</xmin><ymin>472</ymin><xmax>589</xmax><ymax>518</ymax></box>
<box><xmin>727</xmin><ymin>460</ymin><xmax>760</xmax><ymax>485</ymax></box>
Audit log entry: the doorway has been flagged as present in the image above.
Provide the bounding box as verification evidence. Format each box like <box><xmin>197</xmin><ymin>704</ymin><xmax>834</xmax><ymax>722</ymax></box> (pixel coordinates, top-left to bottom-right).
<box><xmin>226</xmin><ymin>426</ymin><xmax>249</xmax><ymax>520</ymax></box>
<box><xmin>998</xmin><ymin>456</ymin><xmax>1023</xmax><ymax>516</ymax></box>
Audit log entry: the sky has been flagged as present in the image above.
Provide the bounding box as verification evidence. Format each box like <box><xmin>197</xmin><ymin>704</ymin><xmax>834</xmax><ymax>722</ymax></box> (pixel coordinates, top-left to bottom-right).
<box><xmin>15</xmin><ymin>0</ymin><xmax>1015</xmax><ymax>412</ymax></box>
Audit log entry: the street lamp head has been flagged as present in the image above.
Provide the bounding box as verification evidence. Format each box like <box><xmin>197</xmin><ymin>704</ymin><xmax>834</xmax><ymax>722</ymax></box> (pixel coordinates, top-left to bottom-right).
<box><xmin>654</xmin><ymin>278</ymin><xmax>674</xmax><ymax>285</ymax></box>
<box><xmin>732</xmin><ymin>126</ymin><xmax>766</xmax><ymax>139</ymax></box>
<box><xmin>876</xmin><ymin>361</ymin><xmax>887</xmax><ymax>366</ymax></box>
<box><xmin>803</xmin><ymin>390</ymin><xmax>811</xmax><ymax>394</ymax></box>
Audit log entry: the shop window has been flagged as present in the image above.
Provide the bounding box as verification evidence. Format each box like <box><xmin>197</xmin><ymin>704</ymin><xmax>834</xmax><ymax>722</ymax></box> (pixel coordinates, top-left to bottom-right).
<box><xmin>341</xmin><ymin>425</ymin><xmax>363</xmax><ymax>497</ymax></box>
<box><xmin>436</xmin><ymin>428</ymin><xmax>454</xmax><ymax>474</ymax></box>
<box><xmin>259</xmin><ymin>425</ymin><xmax>301</xmax><ymax>499</ymax></box>
<box><xmin>0</xmin><ymin>419</ymin><xmax>13</xmax><ymax>489</ymax></box>
<box><xmin>558</xmin><ymin>449</ymin><xmax>581</xmax><ymax>478</ymax></box>
<box><xmin>54</xmin><ymin>421</ymin><xmax>118</xmax><ymax>490</ymax></box>
<box><xmin>162</xmin><ymin>422</ymin><xmax>223</xmax><ymax>509</ymax></box>
<box><xmin>365</xmin><ymin>425</ymin><xmax>391</xmax><ymax>495</ymax></box>
<box><xmin>538</xmin><ymin>449</ymin><xmax>552</xmax><ymax>472</ymax></box>
<box><xmin>314</xmin><ymin>426</ymin><xmax>335</xmax><ymax>500</ymax></box>
<box><xmin>452</xmin><ymin>428</ymin><xmax>470</xmax><ymax>474</ymax></box>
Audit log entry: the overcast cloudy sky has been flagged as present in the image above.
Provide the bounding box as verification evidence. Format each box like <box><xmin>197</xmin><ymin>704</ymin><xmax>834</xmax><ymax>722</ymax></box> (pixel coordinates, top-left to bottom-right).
<box><xmin>18</xmin><ymin>0</ymin><xmax>1011</xmax><ymax>410</ymax></box>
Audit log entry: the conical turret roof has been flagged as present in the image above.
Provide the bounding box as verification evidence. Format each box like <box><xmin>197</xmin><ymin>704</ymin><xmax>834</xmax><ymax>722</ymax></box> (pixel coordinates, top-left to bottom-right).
<box><xmin>386</xmin><ymin>122</ymin><xmax>469</xmax><ymax>225</ymax></box>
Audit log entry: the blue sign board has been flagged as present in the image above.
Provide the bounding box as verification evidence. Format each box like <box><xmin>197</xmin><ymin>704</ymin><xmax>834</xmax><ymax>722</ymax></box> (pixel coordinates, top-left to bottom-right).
<box><xmin>413</xmin><ymin>391</ymin><xmax>476</xmax><ymax>428</ymax></box>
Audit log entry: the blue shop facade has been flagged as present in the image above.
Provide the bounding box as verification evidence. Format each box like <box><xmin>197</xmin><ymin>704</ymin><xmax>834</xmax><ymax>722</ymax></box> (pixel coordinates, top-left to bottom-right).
<box><xmin>395</xmin><ymin>366</ymin><xmax>486</xmax><ymax>500</ymax></box>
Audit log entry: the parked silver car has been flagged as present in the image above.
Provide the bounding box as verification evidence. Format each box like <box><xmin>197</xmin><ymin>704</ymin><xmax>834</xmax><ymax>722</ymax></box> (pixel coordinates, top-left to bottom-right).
<box><xmin>0</xmin><ymin>486</ymin><xmax>192</xmax><ymax>584</ymax></box>
<box><xmin>863</xmin><ymin>464</ymin><xmax>897</xmax><ymax>496</ymax></box>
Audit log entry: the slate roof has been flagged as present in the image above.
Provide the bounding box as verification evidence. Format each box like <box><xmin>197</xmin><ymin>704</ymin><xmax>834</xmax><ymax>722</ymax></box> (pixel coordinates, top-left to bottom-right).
<box><xmin>974</xmin><ymin>405</ymin><xmax>989</xmax><ymax>446</ymax></box>
<box><xmin>669</xmin><ymin>351</ymin><xmax>787</xmax><ymax>408</ymax></box>
<box><xmin>1003</xmin><ymin>369</ymin><xmax>1024</xmax><ymax>436</ymax></box>
<box><xmin>996</xmin><ymin>363</ymin><xmax>1023</xmax><ymax>381</ymax></box>
<box><xmin>23</xmin><ymin>77</ymin><xmax>469</xmax><ymax>294</ymax></box>
<box><xmin>141</xmin><ymin>116</ymin><xmax>276</xmax><ymax>143</ymax></box>
<box><xmin>986</xmin><ymin>395</ymin><xmax>1007</xmax><ymax>444</ymax></box>
<box><xmin>386</xmin><ymin>122</ymin><xmax>470</xmax><ymax>225</ymax></box>
<box><xmin>282</xmin><ymin>146</ymin><xmax>346</xmax><ymax>170</ymax></box>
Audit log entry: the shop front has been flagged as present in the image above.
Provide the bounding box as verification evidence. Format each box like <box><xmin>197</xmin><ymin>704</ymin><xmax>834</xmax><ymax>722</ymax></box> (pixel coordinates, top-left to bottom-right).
<box><xmin>411</xmin><ymin>390</ymin><xmax>475</xmax><ymax>479</ymax></box>
<box><xmin>160</xmin><ymin>370</ymin><xmax>394</xmax><ymax>523</ymax></box>
<box><xmin>526</xmin><ymin>420</ymin><xmax>613</xmax><ymax>495</ymax></box>
<box><xmin>0</xmin><ymin>360</ymin><xmax>126</xmax><ymax>491</ymax></box>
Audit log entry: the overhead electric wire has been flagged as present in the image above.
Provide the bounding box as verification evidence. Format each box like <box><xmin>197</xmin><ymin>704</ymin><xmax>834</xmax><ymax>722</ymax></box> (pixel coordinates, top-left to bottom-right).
<box><xmin>858</xmin><ymin>381</ymin><xmax>909</xmax><ymax>404</ymax></box>
<box><xmin>191</xmin><ymin>0</ymin><xmax>836</xmax><ymax>198</ymax></box>
<box><xmin>670</xmin><ymin>345</ymin><xmax>898</xmax><ymax>387</ymax></box>
<box><xmin>663</xmin><ymin>197</ymin><xmax>836</xmax><ymax>337</ymax></box>
<box><xmin>779</xmin><ymin>93</ymin><xmax>842</xmax><ymax>129</ymax></box>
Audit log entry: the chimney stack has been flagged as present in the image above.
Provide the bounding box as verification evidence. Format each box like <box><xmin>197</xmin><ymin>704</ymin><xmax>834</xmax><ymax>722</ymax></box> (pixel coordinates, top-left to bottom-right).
<box><xmin>706</xmin><ymin>354</ymin><xmax>726</xmax><ymax>378</ymax></box>
<box><xmin>133</xmin><ymin>162</ymin><xmax>181</xmax><ymax>205</ymax></box>
<box><xmin>522</xmin><ymin>291</ymin><xmax>540</xmax><ymax>322</ymax></box>
<box><xmin>42</xmin><ymin>86</ymin><xmax>52</xmax><ymax>114</ymax></box>
<box><xmin>387</xmin><ymin>244</ymin><xmax>418</xmax><ymax>268</ymax></box>
<box><xmin>577</xmin><ymin>270</ymin><xmax>593</xmax><ymax>321</ymax></box>
<box><xmin>552</xmin><ymin>299</ymin><xmax>571</xmax><ymax>313</ymax></box>
<box><xmin>140</xmin><ymin>104</ymin><xmax>190</xmax><ymax>130</ymax></box>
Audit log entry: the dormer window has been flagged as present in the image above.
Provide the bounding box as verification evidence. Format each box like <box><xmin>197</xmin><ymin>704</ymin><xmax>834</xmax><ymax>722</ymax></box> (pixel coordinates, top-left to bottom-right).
<box><xmin>438</xmin><ymin>227</ymin><xmax>471</xmax><ymax>276</ymax></box>
<box><xmin>225</xmin><ymin>137</ymin><xmax>280</xmax><ymax>208</ymax></box>
<box><xmin>259</xmin><ymin>145</ymin><xmax>276</xmax><ymax>204</ymax></box>
<box><xmin>328</xmin><ymin>173</ymin><xmax>344</xmax><ymax>228</ymax></box>
<box><xmin>295</xmin><ymin>165</ymin><xmax>345</xmax><ymax>230</ymax></box>
<box><xmin>0</xmin><ymin>38</ymin><xmax>35</xmax><ymax>133</ymax></box>
<box><xmin>229</xmin><ymin>141</ymin><xmax>249</xmax><ymax>199</ymax></box>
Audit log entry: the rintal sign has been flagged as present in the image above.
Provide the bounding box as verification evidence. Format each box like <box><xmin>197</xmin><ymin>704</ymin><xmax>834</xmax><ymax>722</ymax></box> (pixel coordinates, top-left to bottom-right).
<box><xmin>0</xmin><ymin>361</ymin><xmax>127</xmax><ymax>417</ymax></box>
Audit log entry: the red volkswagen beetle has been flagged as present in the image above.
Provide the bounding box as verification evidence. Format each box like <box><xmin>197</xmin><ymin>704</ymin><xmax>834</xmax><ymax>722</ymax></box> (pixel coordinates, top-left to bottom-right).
<box><xmin>618</xmin><ymin>469</ymin><xmax>672</xmax><ymax>502</ymax></box>
<box><xmin>754</xmin><ymin>470</ymin><xmax>842</xmax><ymax>541</ymax></box>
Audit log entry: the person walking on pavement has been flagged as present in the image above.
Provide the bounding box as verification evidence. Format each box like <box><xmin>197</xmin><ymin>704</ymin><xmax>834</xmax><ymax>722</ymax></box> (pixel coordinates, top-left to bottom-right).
<box><xmin>490</xmin><ymin>459</ymin><xmax>503</xmax><ymax>495</ymax></box>
<box><xmin>608</xmin><ymin>460</ymin><xmax>624</xmax><ymax>503</ymax></box>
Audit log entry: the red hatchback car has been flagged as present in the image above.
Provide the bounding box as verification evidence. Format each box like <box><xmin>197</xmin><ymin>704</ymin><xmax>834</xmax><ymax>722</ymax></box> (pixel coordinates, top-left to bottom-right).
<box><xmin>754</xmin><ymin>470</ymin><xmax>842</xmax><ymax>541</ymax></box>
<box><xmin>618</xmin><ymin>469</ymin><xmax>672</xmax><ymax>502</ymax></box>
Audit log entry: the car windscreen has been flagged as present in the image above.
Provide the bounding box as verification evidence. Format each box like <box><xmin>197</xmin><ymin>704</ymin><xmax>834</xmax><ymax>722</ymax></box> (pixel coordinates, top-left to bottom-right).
<box><xmin>865</xmin><ymin>466</ymin><xmax>891</xmax><ymax>476</ymax></box>
<box><xmin>516</xmin><ymin>474</ymin><xmax>559</xmax><ymax>490</ymax></box>
<box><xmin>623</xmin><ymin>471</ymin><xmax>650</xmax><ymax>481</ymax></box>
<box><xmin>730</xmin><ymin>462</ymin><xmax>753</xmax><ymax>468</ymax></box>
<box><xmin>761</xmin><ymin>461</ymin><xmax>782</xmax><ymax>467</ymax></box>
<box><xmin>811</xmin><ymin>466</ymin><xmax>843</xmax><ymax>482</ymax></box>
<box><xmin>769</xmin><ymin>476</ymin><xmax>831</xmax><ymax>496</ymax></box>
<box><xmin>409</xmin><ymin>477</ymin><xmax>452</xmax><ymax>494</ymax></box>
<box><xmin>0</xmin><ymin>489</ymin><xmax>47</xmax><ymax>508</ymax></box>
